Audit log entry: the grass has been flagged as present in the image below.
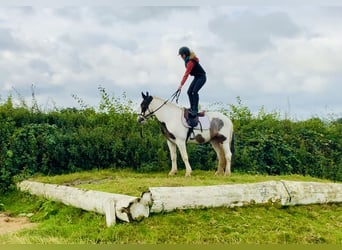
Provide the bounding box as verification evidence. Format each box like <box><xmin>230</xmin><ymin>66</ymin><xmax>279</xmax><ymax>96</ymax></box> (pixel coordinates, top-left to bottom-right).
<box><xmin>31</xmin><ymin>169</ymin><xmax>334</xmax><ymax>196</ymax></box>
<box><xmin>1</xmin><ymin>169</ymin><xmax>341</xmax><ymax>244</ymax></box>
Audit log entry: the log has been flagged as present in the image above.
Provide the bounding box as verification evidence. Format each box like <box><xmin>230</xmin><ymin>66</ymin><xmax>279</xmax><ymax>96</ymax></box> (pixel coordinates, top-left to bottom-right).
<box><xmin>148</xmin><ymin>180</ymin><xmax>342</xmax><ymax>213</ymax></box>
<box><xmin>18</xmin><ymin>181</ymin><xmax>150</xmax><ymax>226</ymax></box>
<box><xmin>148</xmin><ymin>181</ymin><xmax>290</xmax><ymax>213</ymax></box>
<box><xmin>18</xmin><ymin>180</ymin><xmax>342</xmax><ymax>226</ymax></box>
<box><xmin>281</xmin><ymin>181</ymin><xmax>342</xmax><ymax>205</ymax></box>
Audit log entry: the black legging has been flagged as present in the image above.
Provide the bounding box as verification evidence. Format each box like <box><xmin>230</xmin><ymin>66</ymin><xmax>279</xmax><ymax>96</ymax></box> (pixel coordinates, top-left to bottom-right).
<box><xmin>187</xmin><ymin>74</ymin><xmax>206</xmax><ymax>115</ymax></box>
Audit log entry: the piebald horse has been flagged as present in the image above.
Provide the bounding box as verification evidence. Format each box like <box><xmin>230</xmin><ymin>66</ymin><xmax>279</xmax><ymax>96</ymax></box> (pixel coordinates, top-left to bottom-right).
<box><xmin>138</xmin><ymin>92</ymin><xmax>234</xmax><ymax>177</ymax></box>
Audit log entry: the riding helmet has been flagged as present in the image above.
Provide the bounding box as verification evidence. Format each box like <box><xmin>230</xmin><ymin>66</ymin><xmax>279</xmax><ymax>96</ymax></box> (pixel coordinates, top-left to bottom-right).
<box><xmin>178</xmin><ymin>46</ymin><xmax>190</xmax><ymax>56</ymax></box>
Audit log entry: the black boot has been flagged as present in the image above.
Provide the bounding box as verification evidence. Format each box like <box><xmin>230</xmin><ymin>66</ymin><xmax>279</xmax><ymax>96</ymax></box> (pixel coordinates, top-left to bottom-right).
<box><xmin>188</xmin><ymin>109</ymin><xmax>197</xmax><ymax>118</ymax></box>
<box><xmin>191</xmin><ymin>92</ymin><xmax>200</xmax><ymax>116</ymax></box>
<box><xmin>187</xmin><ymin>115</ymin><xmax>198</xmax><ymax>128</ymax></box>
<box><xmin>189</xmin><ymin>106</ymin><xmax>198</xmax><ymax>118</ymax></box>
<box><xmin>187</xmin><ymin>108</ymin><xmax>198</xmax><ymax>127</ymax></box>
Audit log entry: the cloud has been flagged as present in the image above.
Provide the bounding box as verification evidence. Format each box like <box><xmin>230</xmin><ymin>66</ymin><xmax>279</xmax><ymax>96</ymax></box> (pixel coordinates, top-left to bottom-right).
<box><xmin>209</xmin><ymin>10</ymin><xmax>301</xmax><ymax>52</ymax></box>
<box><xmin>54</xmin><ymin>6</ymin><xmax>196</xmax><ymax>26</ymax></box>
<box><xmin>0</xmin><ymin>28</ymin><xmax>24</xmax><ymax>51</ymax></box>
<box><xmin>0</xmin><ymin>6</ymin><xmax>341</xmax><ymax>120</ymax></box>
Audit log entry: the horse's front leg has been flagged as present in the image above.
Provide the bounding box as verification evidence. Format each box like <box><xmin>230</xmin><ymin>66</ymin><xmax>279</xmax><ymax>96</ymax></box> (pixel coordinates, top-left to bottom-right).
<box><xmin>176</xmin><ymin>141</ymin><xmax>192</xmax><ymax>177</ymax></box>
<box><xmin>167</xmin><ymin>140</ymin><xmax>178</xmax><ymax>176</ymax></box>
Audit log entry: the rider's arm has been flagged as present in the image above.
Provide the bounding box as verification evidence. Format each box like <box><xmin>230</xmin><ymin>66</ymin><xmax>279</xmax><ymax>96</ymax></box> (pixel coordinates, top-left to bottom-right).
<box><xmin>179</xmin><ymin>60</ymin><xmax>195</xmax><ymax>88</ymax></box>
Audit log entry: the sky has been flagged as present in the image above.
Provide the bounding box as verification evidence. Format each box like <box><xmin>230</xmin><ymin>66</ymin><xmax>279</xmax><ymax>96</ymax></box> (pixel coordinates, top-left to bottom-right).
<box><xmin>0</xmin><ymin>4</ymin><xmax>341</xmax><ymax>120</ymax></box>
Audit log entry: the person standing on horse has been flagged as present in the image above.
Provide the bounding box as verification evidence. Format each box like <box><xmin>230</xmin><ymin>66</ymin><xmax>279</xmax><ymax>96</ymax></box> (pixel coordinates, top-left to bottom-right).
<box><xmin>177</xmin><ymin>46</ymin><xmax>207</xmax><ymax>119</ymax></box>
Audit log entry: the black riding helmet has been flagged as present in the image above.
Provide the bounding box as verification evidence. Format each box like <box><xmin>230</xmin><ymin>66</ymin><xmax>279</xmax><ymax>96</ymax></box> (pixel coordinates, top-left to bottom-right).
<box><xmin>178</xmin><ymin>46</ymin><xmax>190</xmax><ymax>56</ymax></box>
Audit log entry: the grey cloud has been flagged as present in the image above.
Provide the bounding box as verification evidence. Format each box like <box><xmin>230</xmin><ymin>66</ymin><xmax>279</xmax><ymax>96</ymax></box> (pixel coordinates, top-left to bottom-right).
<box><xmin>59</xmin><ymin>31</ymin><xmax>138</xmax><ymax>52</ymax></box>
<box><xmin>209</xmin><ymin>11</ymin><xmax>301</xmax><ymax>52</ymax></box>
<box><xmin>85</xmin><ymin>6</ymin><xmax>197</xmax><ymax>25</ymax></box>
<box><xmin>0</xmin><ymin>6</ymin><xmax>35</xmax><ymax>17</ymax></box>
<box><xmin>321</xmin><ymin>6</ymin><xmax>342</xmax><ymax>17</ymax></box>
<box><xmin>113</xmin><ymin>39</ymin><xmax>138</xmax><ymax>52</ymax></box>
<box><xmin>42</xmin><ymin>35</ymin><xmax>92</xmax><ymax>74</ymax></box>
<box><xmin>59</xmin><ymin>32</ymin><xmax>109</xmax><ymax>47</ymax></box>
<box><xmin>54</xmin><ymin>7</ymin><xmax>84</xmax><ymax>21</ymax></box>
<box><xmin>0</xmin><ymin>28</ymin><xmax>23</xmax><ymax>51</ymax></box>
<box><xmin>85</xmin><ymin>33</ymin><xmax>138</xmax><ymax>52</ymax></box>
<box><xmin>113</xmin><ymin>6</ymin><xmax>197</xmax><ymax>23</ymax></box>
<box><xmin>63</xmin><ymin>51</ymin><xmax>92</xmax><ymax>73</ymax></box>
<box><xmin>29</xmin><ymin>59</ymin><xmax>52</xmax><ymax>73</ymax></box>
<box><xmin>1</xmin><ymin>6</ymin><xmax>340</xmax><ymax>120</ymax></box>
<box><xmin>53</xmin><ymin>7</ymin><xmax>163</xmax><ymax>25</ymax></box>
<box><xmin>16</xmin><ymin>6</ymin><xmax>35</xmax><ymax>16</ymax></box>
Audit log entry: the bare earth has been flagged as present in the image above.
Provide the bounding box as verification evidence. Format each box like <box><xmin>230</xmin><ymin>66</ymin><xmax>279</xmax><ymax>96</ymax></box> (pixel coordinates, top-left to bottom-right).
<box><xmin>0</xmin><ymin>213</ymin><xmax>37</xmax><ymax>235</ymax></box>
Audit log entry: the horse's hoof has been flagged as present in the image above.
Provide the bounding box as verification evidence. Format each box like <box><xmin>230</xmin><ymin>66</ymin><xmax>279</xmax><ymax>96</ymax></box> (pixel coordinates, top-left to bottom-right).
<box><xmin>168</xmin><ymin>171</ymin><xmax>177</xmax><ymax>176</ymax></box>
<box><xmin>224</xmin><ymin>172</ymin><xmax>231</xmax><ymax>177</ymax></box>
<box><xmin>185</xmin><ymin>172</ymin><xmax>192</xmax><ymax>177</ymax></box>
<box><xmin>215</xmin><ymin>171</ymin><xmax>224</xmax><ymax>176</ymax></box>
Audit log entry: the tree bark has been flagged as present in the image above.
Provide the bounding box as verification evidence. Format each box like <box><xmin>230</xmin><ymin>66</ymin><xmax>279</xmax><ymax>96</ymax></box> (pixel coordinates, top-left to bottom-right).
<box><xmin>18</xmin><ymin>181</ymin><xmax>150</xmax><ymax>226</ymax></box>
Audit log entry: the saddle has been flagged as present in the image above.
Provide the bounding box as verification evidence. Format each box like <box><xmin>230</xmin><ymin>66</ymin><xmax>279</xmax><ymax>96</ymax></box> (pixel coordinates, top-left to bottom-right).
<box><xmin>184</xmin><ymin>108</ymin><xmax>206</xmax><ymax>119</ymax></box>
<box><xmin>182</xmin><ymin>108</ymin><xmax>210</xmax><ymax>142</ymax></box>
<box><xmin>182</xmin><ymin>108</ymin><xmax>210</xmax><ymax>130</ymax></box>
<box><xmin>183</xmin><ymin>109</ymin><xmax>202</xmax><ymax>127</ymax></box>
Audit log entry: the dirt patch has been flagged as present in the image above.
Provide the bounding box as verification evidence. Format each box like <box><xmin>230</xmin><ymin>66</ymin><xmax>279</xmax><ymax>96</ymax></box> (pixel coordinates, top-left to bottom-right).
<box><xmin>0</xmin><ymin>213</ymin><xmax>37</xmax><ymax>235</ymax></box>
<box><xmin>63</xmin><ymin>177</ymin><xmax>113</xmax><ymax>186</ymax></box>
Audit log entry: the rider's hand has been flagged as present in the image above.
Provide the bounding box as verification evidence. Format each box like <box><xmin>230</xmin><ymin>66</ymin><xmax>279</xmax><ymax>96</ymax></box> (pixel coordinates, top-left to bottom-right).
<box><xmin>178</xmin><ymin>85</ymin><xmax>182</xmax><ymax>90</ymax></box>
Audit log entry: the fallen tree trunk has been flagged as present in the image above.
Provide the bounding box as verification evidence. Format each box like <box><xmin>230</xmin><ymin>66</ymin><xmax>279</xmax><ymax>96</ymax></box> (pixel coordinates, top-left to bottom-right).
<box><xmin>281</xmin><ymin>181</ymin><xmax>342</xmax><ymax>205</ymax></box>
<box><xmin>18</xmin><ymin>181</ymin><xmax>150</xmax><ymax>226</ymax></box>
<box><xmin>148</xmin><ymin>181</ymin><xmax>290</xmax><ymax>213</ymax></box>
<box><xmin>18</xmin><ymin>180</ymin><xmax>342</xmax><ymax>226</ymax></box>
<box><xmin>147</xmin><ymin>180</ymin><xmax>342</xmax><ymax>213</ymax></box>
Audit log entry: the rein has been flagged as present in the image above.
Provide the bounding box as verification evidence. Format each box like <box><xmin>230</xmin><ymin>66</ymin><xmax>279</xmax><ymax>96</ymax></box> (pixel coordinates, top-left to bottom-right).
<box><xmin>141</xmin><ymin>90</ymin><xmax>181</xmax><ymax>119</ymax></box>
<box><xmin>139</xmin><ymin>90</ymin><xmax>181</xmax><ymax>138</ymax></box>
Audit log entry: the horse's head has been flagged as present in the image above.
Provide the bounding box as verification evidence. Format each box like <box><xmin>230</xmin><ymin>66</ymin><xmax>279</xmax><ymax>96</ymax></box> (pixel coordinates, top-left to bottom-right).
<box><xmin>137</xmin><ymin>92</ymin><xmax>153</xmax><ymax>123</ymax></box>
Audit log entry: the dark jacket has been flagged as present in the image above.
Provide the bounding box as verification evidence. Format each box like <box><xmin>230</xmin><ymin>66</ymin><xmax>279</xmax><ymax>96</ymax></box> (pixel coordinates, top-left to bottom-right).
<box><xmin>180</xmin><ymin>53</ymin><xmax>206</xmax><ymax>86</ymax></box>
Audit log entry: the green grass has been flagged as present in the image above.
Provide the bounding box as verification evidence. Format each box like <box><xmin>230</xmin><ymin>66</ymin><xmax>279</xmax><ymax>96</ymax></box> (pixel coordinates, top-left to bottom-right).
<box><xmin>31</xmin><ymin>169</ymin><xmax>333</xmax><ymax>196</ymax></box>
<box><xmin>1</xmin><ymin>169</ymin><xmax>341</xmax><ymax>244</ymax></box>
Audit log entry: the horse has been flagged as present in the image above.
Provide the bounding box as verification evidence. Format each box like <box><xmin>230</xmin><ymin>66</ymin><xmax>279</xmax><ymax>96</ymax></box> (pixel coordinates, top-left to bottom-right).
<box><xmin>137</xmin><ymin>92</ymin><xmax>234</xmax><ymax>177</ymax></box>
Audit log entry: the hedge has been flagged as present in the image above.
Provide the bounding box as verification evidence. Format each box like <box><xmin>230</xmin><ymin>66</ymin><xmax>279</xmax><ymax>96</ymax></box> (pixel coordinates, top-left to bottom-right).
<box><xmin>0</xmin><ymin>90</ymin><xmax>341</xmax><ymax>192</ymax></box>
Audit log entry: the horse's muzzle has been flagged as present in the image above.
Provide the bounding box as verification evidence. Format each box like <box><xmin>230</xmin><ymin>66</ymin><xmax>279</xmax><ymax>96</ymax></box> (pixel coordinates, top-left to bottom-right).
<box><xmin>137</xmin><ymin>115</ymin><xmax>146</xmax><ymax>124</ymax></box>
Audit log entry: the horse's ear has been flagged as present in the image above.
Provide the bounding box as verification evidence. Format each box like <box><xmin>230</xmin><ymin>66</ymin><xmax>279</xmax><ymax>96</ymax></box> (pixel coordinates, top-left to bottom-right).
<box><xmin>146</xmin><ymin>91</ymin><xmax>149</xmax><ymax>97</ymax></box>
<box><xmin>141</xmin><ymin>92</ymin><xmax>146</xmax><ymax>99</ymax></box>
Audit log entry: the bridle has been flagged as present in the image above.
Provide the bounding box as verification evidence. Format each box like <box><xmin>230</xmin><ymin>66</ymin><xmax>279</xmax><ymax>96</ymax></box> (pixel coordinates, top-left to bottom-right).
<box><xmin>139</xmin><ymin>90</ymin><xmax>181</xmax><ymax>121</ymax></box>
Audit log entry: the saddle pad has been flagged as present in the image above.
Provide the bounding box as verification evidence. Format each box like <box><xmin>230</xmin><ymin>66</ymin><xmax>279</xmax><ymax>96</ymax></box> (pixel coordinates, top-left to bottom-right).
<box><xmin>181</xmin><ymin>109</ymin><xmax>210</xmax><ymax>130</ymax></box>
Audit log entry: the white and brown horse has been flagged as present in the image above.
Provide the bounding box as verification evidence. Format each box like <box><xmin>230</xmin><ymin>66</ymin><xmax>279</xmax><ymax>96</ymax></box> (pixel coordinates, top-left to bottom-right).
<box><xmin>138</xmin><ymin>92</ymin><xmax>234</xmax><ymax>177</ymax></box>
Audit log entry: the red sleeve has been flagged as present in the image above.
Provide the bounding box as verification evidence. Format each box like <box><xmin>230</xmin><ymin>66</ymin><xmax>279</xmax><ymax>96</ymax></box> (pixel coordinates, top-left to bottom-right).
<box><xmin>180</xmin><ymin>60</ymin><xmax>195</xmax><ymax>86</ymax></box>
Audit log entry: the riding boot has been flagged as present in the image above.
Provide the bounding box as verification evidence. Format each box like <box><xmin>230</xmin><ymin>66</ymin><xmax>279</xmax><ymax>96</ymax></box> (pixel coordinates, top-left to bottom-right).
<box><xmin>191</xmin><ymin>100</ymin><xmax>199</xmax><ymax>117</ymax></box>
<box><xmin>189</xmin><ymin>96</ymin><xmax>198</xmax><ymax>118</ymax></box>
<box><xmin>189</xmin><ymin>110</ymin><xmax>197</xmax><ymax>118</ymax></box>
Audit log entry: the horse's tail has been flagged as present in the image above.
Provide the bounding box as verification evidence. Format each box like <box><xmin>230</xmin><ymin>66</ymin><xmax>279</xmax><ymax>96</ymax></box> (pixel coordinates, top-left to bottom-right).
<box><xmin>230</xmin><ymin>132</ymin><xmax>235</xmax><ymax>155</ymax></box>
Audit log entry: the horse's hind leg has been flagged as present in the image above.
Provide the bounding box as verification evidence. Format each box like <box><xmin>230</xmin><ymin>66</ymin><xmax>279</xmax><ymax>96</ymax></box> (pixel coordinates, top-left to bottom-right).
<box><xmin>211</xmin><ymin>141</ymin><xmax>226</xmax><ymax>176</ymax></box>
<box><xmin>167</xmin><ymin>140</ymin><xmax>178</xmax><ymax>176</ymax></box>
<box><xmin>222</xmin><ymin>141</ymin><xmax>232</xmax><ymax>176</ymax></box>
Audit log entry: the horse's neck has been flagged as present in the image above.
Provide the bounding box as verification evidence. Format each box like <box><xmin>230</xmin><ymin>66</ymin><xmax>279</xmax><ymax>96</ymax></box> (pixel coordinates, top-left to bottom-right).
<box><xmin>151</xmin><ymin>97</ymin><xmax>181</xmax><ymax>123</ymax></box>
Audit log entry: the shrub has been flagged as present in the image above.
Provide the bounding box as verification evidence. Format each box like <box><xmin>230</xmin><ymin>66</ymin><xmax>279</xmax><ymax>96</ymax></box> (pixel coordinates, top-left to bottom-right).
<box><xmin>0</xmin><ymin>90</ymin><xmax>341</xmax><ymax>193</ymax></box>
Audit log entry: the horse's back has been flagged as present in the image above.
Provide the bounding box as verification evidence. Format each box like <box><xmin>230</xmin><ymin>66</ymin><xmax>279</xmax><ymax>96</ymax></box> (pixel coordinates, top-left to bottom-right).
<box><xmin>206</xmin><ymin>111</ymin><xmax>233</xmax><ymax>125</ymax></box>
<box><xmin>205</xmin><ymin>111</ymin><xmax>233</xmax><ymax>136</ymax></box>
